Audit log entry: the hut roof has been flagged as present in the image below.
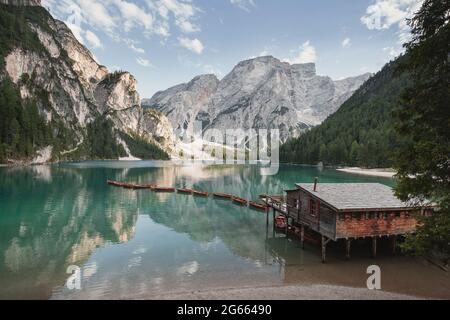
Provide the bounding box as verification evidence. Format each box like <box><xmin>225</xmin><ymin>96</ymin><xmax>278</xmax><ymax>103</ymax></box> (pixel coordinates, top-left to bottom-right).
<box><xmin>295</xmin><ymin>183</ymin><xmax>412</xmax><ymax>211</ymax></box>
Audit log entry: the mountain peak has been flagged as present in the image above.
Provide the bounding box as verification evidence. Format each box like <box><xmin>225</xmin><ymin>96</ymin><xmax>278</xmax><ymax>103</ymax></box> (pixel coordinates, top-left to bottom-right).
<box><xmin>149</xmin><ymin>55</ymin><xmax>371</xmax><ymax>140</ymax></box>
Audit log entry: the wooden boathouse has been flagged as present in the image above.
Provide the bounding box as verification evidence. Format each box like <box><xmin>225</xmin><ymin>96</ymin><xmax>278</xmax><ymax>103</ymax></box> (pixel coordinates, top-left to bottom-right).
<box><xmin>263</xmin><ymin>181</ymin><xmax>434</xmax><ymax>263</ymax></box>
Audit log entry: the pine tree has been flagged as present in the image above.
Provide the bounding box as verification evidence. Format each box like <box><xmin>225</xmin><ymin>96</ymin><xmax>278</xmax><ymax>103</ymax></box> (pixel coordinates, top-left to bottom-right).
<box><xmin>394</xmin><ymin>0</ymin><xmax>450</xmax><ymax>257</ymax></box>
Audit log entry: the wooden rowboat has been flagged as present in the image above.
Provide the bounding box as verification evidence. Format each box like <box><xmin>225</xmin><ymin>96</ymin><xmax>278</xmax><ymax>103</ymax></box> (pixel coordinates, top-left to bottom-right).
<box><xmin>193</xmin><ymin>190</ymin><xmax>209</xmax><ymax>197</ymax></box>
<box><xmin>213</xmin><ymin>193</ymin><xmax>233</xmax><ymax>199</ymax></box>
<box><xmin>249</xmin><ymin>201</ymin><xmax>267</xmax><ymax>211</ymax></box>
<box><xmin>232</xmin><ymin>196</ymin><xmax>248</xmax><ymax>206</ymax></box>
<box><xmin>177</xmin><ymin>188</ymin><xmax>193</xmax><ymax>194</ymax></box>
<box><xmin>107</xmin><ymin>180</ymin><xmax>123</xmax><ymax>187</ymax></box>
<box><xmin>107</xmin><ymin>180</ymin><xmax>154</xmax><ymax>189</ymax></box>
<box><xmin>154</xmin><ymin>187</ymin><xmax>176</xmax><ymax>192</ymax></box>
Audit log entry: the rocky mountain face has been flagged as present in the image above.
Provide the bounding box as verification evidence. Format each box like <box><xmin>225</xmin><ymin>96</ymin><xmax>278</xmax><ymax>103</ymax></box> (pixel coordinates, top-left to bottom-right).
<box><xmin>0</xmin><ymin>3</ymin><xmax>175</xmax><ymax>163</ymax></box>
<box><xmin>145</xmin><ymin>56</ymin><xmax>372</xmax><ymax>141</ymax></box>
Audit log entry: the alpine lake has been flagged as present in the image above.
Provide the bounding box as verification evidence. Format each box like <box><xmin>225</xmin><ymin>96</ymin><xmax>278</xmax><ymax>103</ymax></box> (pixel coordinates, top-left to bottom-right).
<box><xmin>0</xmin><ymin>161</ymin><xmax>449</xmax><ymax>299</ymax></box>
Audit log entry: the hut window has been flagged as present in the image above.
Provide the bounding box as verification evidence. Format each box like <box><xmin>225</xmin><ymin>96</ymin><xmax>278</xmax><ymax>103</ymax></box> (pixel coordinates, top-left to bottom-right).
<box><xmin>370</xmin><ymin>212</ymin><xmax>377</xmax><ymax>219</ymax></box>
<box><xmin>383</xmin><ymin>213</ymin><xmax>389</xmax><ymax>219</ymax></box>
<box><xmin>395</xmin><ymin>212</ymin><xmax>401</xmax><ymax>218</ymax></box>
<box><xmin>309</xmin><ymin>199</ymin><xmax>317</xmax><ymax>216</ymax></box>
<box><xmin>339</xmin><ymin>213</ymin><xmax>345</xmax><ymax>221</ymax></box>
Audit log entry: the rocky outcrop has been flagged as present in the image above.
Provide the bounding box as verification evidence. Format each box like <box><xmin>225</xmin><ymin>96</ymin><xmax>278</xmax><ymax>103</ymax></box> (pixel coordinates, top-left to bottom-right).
<box><xmin>141</xmin><ymin>109</ymin><xmax>177</xmax><ymax>154</ymax></box>
<box><xmin>145</xmin><ymin>74</ymin><xmax>219</xmax><ymax>134</ymax></box>
<box><xmin>0</xmin><ymin>4</ymin><xmax>175</xmax><ymax>161</ymax></box>
<box><xmin>148</xmin><ymin>56</ymin><xmax>372</xmax><ymax>141</ymax></box>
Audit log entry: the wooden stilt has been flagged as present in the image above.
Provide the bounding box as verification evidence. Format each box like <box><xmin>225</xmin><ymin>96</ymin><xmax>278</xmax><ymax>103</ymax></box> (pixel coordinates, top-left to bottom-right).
<box><xmin>285</xmin><ymin>216</ymin><xmax>289</xmax><ymax>237</ymax></box>
<box><xmin>391</xmin><ymin>235</ymin><xmax>397</xmax><ymax>255</ymax></box>
<box><xmin>272</xmin><ymin>209</ymin><xmax>276</xmax><ymax>238</ymax></box>
<box><xmin>372</xmin><ymin>237</ymin><xmax>377</xmax><ymax>258</ymax></box>
<box><xmin>346</xmin><ymin>239</ymin><xmax>352</xmax><ymax>260</ymax></box>
<box><xmin>321</xmin><ymin>236</ymin><xmax>327</xmax><ymax>263</ymax></box>
<box><xmin>300</xmin><ymin>225</ymin><xmax>305</xmax><ymax>249</ymax></box>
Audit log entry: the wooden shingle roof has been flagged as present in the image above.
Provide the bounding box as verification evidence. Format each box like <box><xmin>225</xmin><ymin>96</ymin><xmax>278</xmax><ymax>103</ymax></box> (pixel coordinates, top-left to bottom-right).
<box><xmin>296</xmin><ymin>183</ymin><xmax>412</xmax><ymax>211</ymax></box>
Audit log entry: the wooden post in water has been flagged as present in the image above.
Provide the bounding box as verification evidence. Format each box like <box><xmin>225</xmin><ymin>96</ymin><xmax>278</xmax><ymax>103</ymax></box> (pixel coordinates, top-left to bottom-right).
<box><xmin>372</xmin><ymin>237</ymin><xmax>377</xmax><ymax>258</ymax></box>
<box><xmin>321</xmin><ymin>236</ymin><xmax>327</xmax><ymax>263</ymax></box>
<box><xmin>300</xmin><ymin>225</ymin><xmax>305</xmax><ymax>249</ymax></box>
<box><xmin>285</xmin><ymin>215</ymin><xmax>289</xmax><ymax>237</ymax></box>
<box><xmin>272</xmin><ymin>208</ymin><xmax>276</xmax><ymax>238</ymax></box>
<box><xmin>346</xmin><ymin>239</ymin><xmax>352</xmax><ymax>260</ymax></box>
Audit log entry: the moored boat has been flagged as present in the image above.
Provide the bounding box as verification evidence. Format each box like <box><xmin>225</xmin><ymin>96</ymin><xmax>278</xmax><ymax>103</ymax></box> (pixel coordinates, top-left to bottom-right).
<box><xmin>154</xmin><ymin>186</ymin><xmax>176</xmax><ymax>192</ymax></box>
<box><xmin>249</xmin><ymin>201</ymin><xmax>267</xmax><ymax>211</ymax></box>
<box><xmin>177</xmin><ymin>188</ymin><xmax>193</xmax><ymax>194</ymax></box>
<box><xmin>107</xmin><ymin>180</ymin><xmax>154</xmax><ymax>189</ymax></box>
<box><xmin>232</xmin><ymin>196</ymin><xmax>248</xmax><ymax>206</ymax></box>
<box><xmin>107</xmin><ymin>180</ymin><xmax>123</xmax><ymax>187</ymax></box>
<box><xmin>132</xmin><ymin>184</ymin><xmax>154</xmax><ymax>189</ymax></box>
<box><xmin>193</xmin><ymin>190</ymin><xmax>209</xmax><ymax>197</ymax></box>
<box><xmin>213</xmin><ymin>193</ymin><xmax>233</xmax><ymax>199</ymax></box>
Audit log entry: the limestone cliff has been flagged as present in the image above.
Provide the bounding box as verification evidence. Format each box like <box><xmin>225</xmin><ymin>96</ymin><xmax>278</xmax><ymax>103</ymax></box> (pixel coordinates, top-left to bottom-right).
<box><xmin>0</xmin><ymin>3</ymin><xmax>175</xmax><ymax>163</ymax></box>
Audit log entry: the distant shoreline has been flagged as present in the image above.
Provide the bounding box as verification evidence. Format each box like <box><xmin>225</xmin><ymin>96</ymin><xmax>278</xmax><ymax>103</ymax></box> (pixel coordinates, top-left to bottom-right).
<box><xmin>336</xmin><ymin>167</ymin><xmax>396</xmax><ymax>178</ymax></box>
<box><xmin>1</xmin><ymin>161</ymin><xmax>397</xmax><ymax>179</ymax></box>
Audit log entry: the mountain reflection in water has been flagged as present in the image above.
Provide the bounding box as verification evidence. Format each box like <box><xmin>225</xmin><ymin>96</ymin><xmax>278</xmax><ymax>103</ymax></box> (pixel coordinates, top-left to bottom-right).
<box><xmin>0</xmin><ymin>162</ymin><xmax>448</xmax><ymax>299</ymax></box>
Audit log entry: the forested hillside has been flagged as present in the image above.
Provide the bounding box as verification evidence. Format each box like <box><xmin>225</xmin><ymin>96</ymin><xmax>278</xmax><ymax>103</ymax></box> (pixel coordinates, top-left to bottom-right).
<box><xmin>280</xmin><ymin>56</ymin><xmax>411</xmax><ymax>168</ymax></box>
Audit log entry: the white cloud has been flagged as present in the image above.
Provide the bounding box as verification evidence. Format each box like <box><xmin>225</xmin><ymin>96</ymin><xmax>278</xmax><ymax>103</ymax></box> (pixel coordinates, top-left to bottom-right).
<box><xmin>383</xmin><ymin>46</ymin><xmax>402</xmax><ymax>57</ymax></box>
<box><xmin>150</xmin><ymin>0</ymin><xmax>200</xmax><ymax>34</ymax></box>
<box><xmin>136</xmin><ymin>57</ymin><xmax>152</xmax><ymax>67</ymax></box>
<box><xmin>43</xmin><ymin>0</ymin><xmax>201</xmax><ymax>40</ymax></box>
<box><xmin>230</xmin><ymin>0</ymin><xmax>256</xmax><ymax>12</ymax></box>
<box><xmin>85</xmin><ymin>30</ymin><xmax>103</xmax><ymax>49</ymax></box>
<box><xmin>78</xmin><ymin>0</ymin><xmax>116</xmax><ymax>32</ymax></box>
<box><xmin>178</xmin><ymin>37</ymin><xmax>204</xmax><ymax>54</ymax></box>
<box><xmin>112</xmin><ymin>0</ymin><xmax>154</xmax><ymax>32</ymax></box>
<box><xmin>361</xmin><ymin>0</ymin><xmax>424</xmax><ymax>43</ymax></box>
<box><xmin>284</xmin><ymin>41</ymin><xmax>317</xmax><ymax>64</ymax></box>
<box><xmin>122</xmin><ymin>38</ymin><xmax>146</xmax><ymax>54</ymax></box>
<box><xmin>341</xmin><ymin>37</ymin><xmax>351</xmax><ymax>48</ymax></box>
<box><xmin>130</xmin><ymin>44</ymin><xmax>145</xmax><ymax>54</ymax></box>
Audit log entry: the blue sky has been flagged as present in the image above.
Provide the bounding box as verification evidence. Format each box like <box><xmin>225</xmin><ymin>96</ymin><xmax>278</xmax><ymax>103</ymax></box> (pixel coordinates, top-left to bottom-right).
<box><xmin>41</xmin><ymin>0</ymin><xmax>423</xmax><ymax>98</ymax></box>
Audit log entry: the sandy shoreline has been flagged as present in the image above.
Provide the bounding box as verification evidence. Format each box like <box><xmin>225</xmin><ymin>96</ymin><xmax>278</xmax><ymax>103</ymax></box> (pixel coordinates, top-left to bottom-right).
<box><xmin>142</xmin><ymin>284</ymin><xmax>419</xmax><ymax>300</ymax></box>
<box><xmin>336</xmin><ymin>167</ymin><xmax>397</xmax><ymax>178</ymax></box>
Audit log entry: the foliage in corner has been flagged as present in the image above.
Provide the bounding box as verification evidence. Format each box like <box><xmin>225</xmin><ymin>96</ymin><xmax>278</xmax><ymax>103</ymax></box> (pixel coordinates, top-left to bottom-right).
<box><xmin>393</xmin><ymin>0</ymin><xmax>450</xmax><ymax>259</ymax></box>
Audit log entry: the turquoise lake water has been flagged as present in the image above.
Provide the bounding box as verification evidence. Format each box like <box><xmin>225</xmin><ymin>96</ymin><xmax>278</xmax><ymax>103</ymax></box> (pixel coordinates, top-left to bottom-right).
<box><xmin>0</xmin><ymin>162</ymin><xmax>448</xmax><ymax>299</ymax></box>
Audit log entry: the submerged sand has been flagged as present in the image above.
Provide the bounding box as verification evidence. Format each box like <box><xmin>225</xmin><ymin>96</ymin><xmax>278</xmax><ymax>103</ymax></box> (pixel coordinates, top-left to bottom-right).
<box><xmin>145</xmin><ymin>284</ymin><xmax>419</xmax><ymax>300</ymax></box>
